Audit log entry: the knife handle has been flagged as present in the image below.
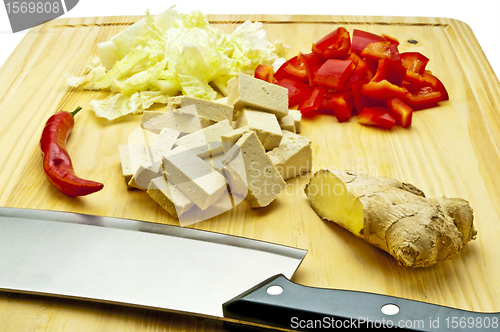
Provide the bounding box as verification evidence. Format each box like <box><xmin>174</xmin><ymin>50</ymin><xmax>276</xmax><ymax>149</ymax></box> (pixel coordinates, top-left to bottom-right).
<box><xmin>222</xmin><ymin>274</ymin><xmax>500</xmax><ymax>331</ymax></box>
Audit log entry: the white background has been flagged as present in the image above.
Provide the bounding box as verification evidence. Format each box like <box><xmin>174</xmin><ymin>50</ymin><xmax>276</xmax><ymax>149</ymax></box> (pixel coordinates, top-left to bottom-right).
<box><xmin>1</xmin><ymin>0</ymin><xmax>499</xmax><ymax>78</ymax></box>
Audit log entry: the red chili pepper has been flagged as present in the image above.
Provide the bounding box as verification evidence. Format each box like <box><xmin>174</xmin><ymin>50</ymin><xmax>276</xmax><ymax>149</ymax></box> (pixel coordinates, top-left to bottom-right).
<box><xmin>40</xmin><ymin>107</ymin><xmax>104</xmax><ymax>197</ymax></box>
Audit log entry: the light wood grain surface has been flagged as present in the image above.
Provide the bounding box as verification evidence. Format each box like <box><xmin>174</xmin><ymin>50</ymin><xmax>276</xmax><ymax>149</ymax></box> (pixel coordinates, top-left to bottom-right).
<box><xmin>0</xmin><ymin>13</ymin><xmax>499</xmax><ymax>331</ymax></box>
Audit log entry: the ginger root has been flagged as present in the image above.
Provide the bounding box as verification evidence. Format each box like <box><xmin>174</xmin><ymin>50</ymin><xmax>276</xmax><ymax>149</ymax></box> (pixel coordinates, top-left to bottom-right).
<box><xmin>305</xmin><ymin>169</ymin><xmax>477</xmax><ymax>268</ymax></box>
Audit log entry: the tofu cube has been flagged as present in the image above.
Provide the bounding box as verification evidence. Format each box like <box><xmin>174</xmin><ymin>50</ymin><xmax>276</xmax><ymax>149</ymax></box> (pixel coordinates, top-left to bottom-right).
<box><xmin>288</xmin><ymin>109</ymin><xmax>302</xmax><ymax>133</ymax></box>
<box><xmin>234</xmin><ymin>108</ymin><xmax>283</xmax><ymax>151</ymax></box>
<box><xmin>226</xmin><ymin>73</ymin><xmax>289</xmax><ymax>119</ymax></box>
<box><xmin>223</xmin><ymin>131</ymin><xmax>286</xmax><ymax>208</ymax></box>
<box><xmin>167</xmin><ymin>96</ymin><xmax>233</xmax><ymax>123</ymax></box>
<box><xmin>174</xmin><ymin>119</ymin><xmax>234</xmax><ymax>158</ymax></box>
<box><xmin>278</xmin><ymin>113</ymin><xmax>296</xmax><ymax>133</ymax></box>
<box><xmin>147</xmin><ymin>176</ymin><xmax>194</xmax><ymax>218</ymax></box>
<box><xmin>141</xmin><ymin>105</ymin><xmax>214</xmax><ymax>135</ymax></box>
<box><xmin>118</xmin><ymin>143</ymin><xmax>150</xmax><ymax>188</ymax></box>
<box><xmin>267</xmin><ymin>130</ymin><xmax>312</xmax><ymax>180</ymax></box>
<box><xmin>162</xmin><ymin>146</ymin><xmax>227</xmax><ymax>211</ymax></box>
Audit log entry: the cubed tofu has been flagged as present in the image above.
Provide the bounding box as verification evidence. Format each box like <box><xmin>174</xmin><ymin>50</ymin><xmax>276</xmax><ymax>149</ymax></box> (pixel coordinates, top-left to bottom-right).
<box><xmin>141</xmin><ymin>105</ymin><xmax>214</xmax><ymax>135</ymax></box>
<box><xmin>118</xmin><ymin>143</ymin><xmax>150</xmax><ymax>188</ymax></box>
<box><xmin>174</xmin><ymin>119</ymin><xmax>234</xmax><ymax>158</ymax></box>
<box><xmin>129</xmin><ymin>159</ymin><xmax>162</xmax><ymax>191</ymax></box>
<box><xmin>147</xmin><ymin>176</ymin><xmax>194</xmax><ymax>218</ymax></box>
<box><xmin>222</xmin><ymin>131</ymin><xmax>286</xmax><ymax>208</ymax></box>
<box><xmin>162</xmin><ymin>145</ymin><xmax>227</xmax><ymax>210</ymax></box>
<box><xmin>150</xmin><ymin>128</ymin><xmax>180</xmax><ymax>162</ymax></box>
<box><xmin>267</xmin><ymin>130</ymin><xmax>312</xmax><ymax>180</ymax></box>
<box><xmin>278</xmin><ymin>113</ymin><xmax>296</xmax><ymax>133</ymax></box>
<box><xmin>234</xmin><ymin>108</ymin><xmax>283</xmax><ymax>151</ymax></box>
<box><xmin>167</xmin><ymin>96</ymin><xmax>233</xmax><ymax>123</ymax></box>
<box><xmin>226</xmin><ymin>73</ymin><xmax>289</xmax><ymax>119</ymax></box>
<box><xmin>221</xmin><ymin>127</ymin><xmax>253</xmax><ymax>154</ymax></box>
<box><xmin>288</xmin><ymin>109</ymin><xmax>302</xmax><ymax>133</ymax></box>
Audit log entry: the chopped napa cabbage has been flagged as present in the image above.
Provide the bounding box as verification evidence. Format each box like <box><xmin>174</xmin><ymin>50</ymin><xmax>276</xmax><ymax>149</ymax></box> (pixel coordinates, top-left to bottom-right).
<box><xmin>89</xmin><ymin>91</ymin><xmax>169</xmax><ymax>121</ymax></box>
<box><xmin>67</xmin><ymin>6</ymin><xmax>287</xmax><ymax>120</ymax></box>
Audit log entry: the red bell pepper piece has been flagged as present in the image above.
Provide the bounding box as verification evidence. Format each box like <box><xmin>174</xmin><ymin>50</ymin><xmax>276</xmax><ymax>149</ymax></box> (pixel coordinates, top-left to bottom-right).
<box><xmin>344</xmin><ymin>53</ymin><xmax>369</xmax><ymax>86</ymax></box>
<box><xmin>254</xmin><ymin>64</ymin><xmax>277</xmax><ymax>84</ymax></box>
<box><xmin>360</xmin><ymin>41</ymin><xmax>400</xmax><ymax>62</ymax></box>
<box><xmin>422</xmin><ymin>71</ymin><xmax>449</xmax><ymax>101</ymax></box>
<box><xmin>403</xmin><ymin>70</ymin><xmax>425</xmax><ymax>92</ymax></box>
<box><xmin>371</xmin><ymin>58</ymin><xmax>407</xmax><ymax>86</ymax></box>
<box><xmin>351</xmin><ymin>29</ymin><xmax>386</xmax><ymax>54</ymax></box>
<box><xmin>276</xmin><ymin>55</ymin><xmax>308</xmax><ymax>82</ymax></box>
<box><xmin>351</xmin><ymin>79</ymin><xmax>370</xmax><ymax>113</ymax></box>
<box><xmin>381</xmin><ymin>34</ymin><xmax>400</xmax><ymax>46</ymax></box>
<box><xmin>298</xmin><ymin>52</ymin><xmax>324</xmax><ymax>86</ymax></box>
<box><xmin>276</xmin><ymin>77</ymin><xmax>312</xmax><ymax>107</ymax></box>
<box><xmin>311</xmin><ymin>27</ymin><xmax>351</xmax><ymax>59</ymax></box>
<box><xmin>387</xmin><ymin>98</ymin><xmax>413</xmax><ymax>127</ymax></box>
<box><xmin>358</xmin><ymin>106</ymin><xmax>396</xmax><ymax>129</ymax></box>
<box><xmin>313</xmin><ymin>59</ymin><xmax>356</xmax><ymax>90</ymax></box>
<box><xmin>330</xmin><ymin>90</ymin><xmax>354</xmax><ymax>122</ymax></box>
<box><xmin>361</xmin><ymin>80</ymin><xmax>407</xmax><ymax>101</ymax></box>
<box><xmin>406</xmin><ymin>87</ymin><xmax>443</xmax><ymax>110</ymax></box>
<box><xmin>299</xmin><ymin>85</ymin><xmax>326</xmax><ymax>117</ymax></box>
<box><xmin>400</xmin><ymin>52</ymin><xmax>429</xmax><ymax>75</ymax></box>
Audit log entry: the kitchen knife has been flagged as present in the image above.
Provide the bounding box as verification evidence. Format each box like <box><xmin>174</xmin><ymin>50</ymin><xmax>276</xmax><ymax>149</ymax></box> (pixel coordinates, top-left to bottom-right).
<box><xmin>1</xmin><ymin>207</ymin><xmax>498</xmax><ymax>331</ymax></box>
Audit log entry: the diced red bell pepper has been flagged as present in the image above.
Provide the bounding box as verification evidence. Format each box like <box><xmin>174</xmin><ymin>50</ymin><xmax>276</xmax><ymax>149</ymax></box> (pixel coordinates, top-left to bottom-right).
<box><xmin>299</xmin><ymin>85</ymin><xmax>326</xmax><ymax>117</ymax></box>
<box><xmin>360</xmin><ymin>41</ymin><xmax>400</xmax><ymax>62</ymax></box>
<box><xmin>387</xmin><ymin>98</ymin><xmax>413</xmax><ymax>127</ymax></box>
<box><xmin>331</xmin><ymin>90</ymin><xmax>354</xmax><ymax>122</ymax></box>
<box><xmin>403</xmin><ymin>70</ymin><xmax>425</xmax><ymax>92</ymax></box>
<box><xmin>371</xmin><ymin>58</ymin><xmax>407</xmax><ymax>86</ymax></box>
<box><xmin>276</xmin><ymin>77</ymin><xmax>312</xmax><ymax>107</ymax></box>
<box><xmin>381</xmin><ymin>34</ymin><xmax>400</xmax><ymax>46</ymax></box>
<box><xmin>312</xmin><ymin>27</ymin><xmax>351</xmax><ymax>59</ymax></box>
<box><xmin>344</xmin><ymin>53</ymin><xmax>369</xmax><ymax>86</ymax></box>
<box><xmin>400</xmin><ymin>52</ymin><xmax>429</xmax><ymax>75</ymax></box>
<box><xmin>358</xmin><ymin>106</ymin><xmax>396</xmax><ymax>129</ymax></box>
<box><xmin>313</xmin><ymin>59</ymin><xmax>356</xmax><ymax>90</ymax></box>
<box><xmin>298</xmin><ymin>52</ymin><xmax>325</xmax><ymax>86</ymax></box>
<box><xmin>361</xmin><ymin>80</ymin><xmax>407</xmax><ymax>101</ymax></box>
<box><xmin>254</xmin><ymin>64</ymin><xmax>277</xmax><ymax>84</ymax></box>
<box><xmin>351</xmin><ymin>79</ymin><xmax>370</xmax><ymax>113</ymax></box>
<box><xmin>422</xmin><ymin>71</ymin><xmax>449</xmax><ymax>101</ymax></box>
<box><xmin>406</xmin><ymin>87</ymin><xmax>443</xmax><ymax>110</ymax></box>
<box><xmin>277</xmin><ymin>55</ymin><xmax>308</xmax><ymax>82</ymax></box>
<box><xmin>351</xmin><ymin>29</ymin><xmax>386</xmax><ymax>54</ymax></box>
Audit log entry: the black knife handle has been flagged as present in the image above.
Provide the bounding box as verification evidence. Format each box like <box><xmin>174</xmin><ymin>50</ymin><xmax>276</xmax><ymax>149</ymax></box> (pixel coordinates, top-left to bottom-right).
<box><xmin>223</xmin><ymin>274</ymin><xmax>500</xmax><ymax>331</ymax></box>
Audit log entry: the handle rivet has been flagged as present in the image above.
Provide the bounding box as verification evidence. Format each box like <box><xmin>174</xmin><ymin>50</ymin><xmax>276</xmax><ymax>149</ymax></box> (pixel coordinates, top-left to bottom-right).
<box><xmin>267</xmin><ymin>285</ymin><xmax>284</xmax><ymax>295</ymax></box>
<box><xmin>381</xmin><ymin>303</ymin><xmax>399</xmax><ymax>315</ymax></box>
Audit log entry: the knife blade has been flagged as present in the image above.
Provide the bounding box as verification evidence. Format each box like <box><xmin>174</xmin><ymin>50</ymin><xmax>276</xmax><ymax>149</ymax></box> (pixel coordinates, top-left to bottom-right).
<box><xmin>0</xmin><ymin>207</ymin><xmax>306</xmax><ymax>321</ymax></box>
<box><xmin>1</xmin><ymin>207</ymin><xmax>498</xmax><ymax>332</ymax></box>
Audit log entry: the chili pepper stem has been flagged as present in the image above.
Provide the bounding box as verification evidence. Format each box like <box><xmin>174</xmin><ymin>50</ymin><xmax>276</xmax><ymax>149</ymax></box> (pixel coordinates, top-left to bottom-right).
<box><xmin>70</xmin><ymin>106</ymin><xmax>83</xmax><ymax>118</ymax></box>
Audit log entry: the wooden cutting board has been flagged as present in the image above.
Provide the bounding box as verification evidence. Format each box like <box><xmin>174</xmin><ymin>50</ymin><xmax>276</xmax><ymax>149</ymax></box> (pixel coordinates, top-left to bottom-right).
<box><xmin>0</xmin><ymin>13</ymin><xmax>499</xmax><ymax>331</ymax></box>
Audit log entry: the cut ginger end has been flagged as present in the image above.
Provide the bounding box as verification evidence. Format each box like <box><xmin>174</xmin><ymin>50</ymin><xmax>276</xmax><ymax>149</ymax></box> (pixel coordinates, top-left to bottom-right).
<box><xmin>304</xmin><ymin>168</ymin><xmax>477</xmax><ymax>268</ymax></box>
<box><xmin>305</xmin><ymin>169</ymin><xmax>365</xmax><ymax>236</ymax></box>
